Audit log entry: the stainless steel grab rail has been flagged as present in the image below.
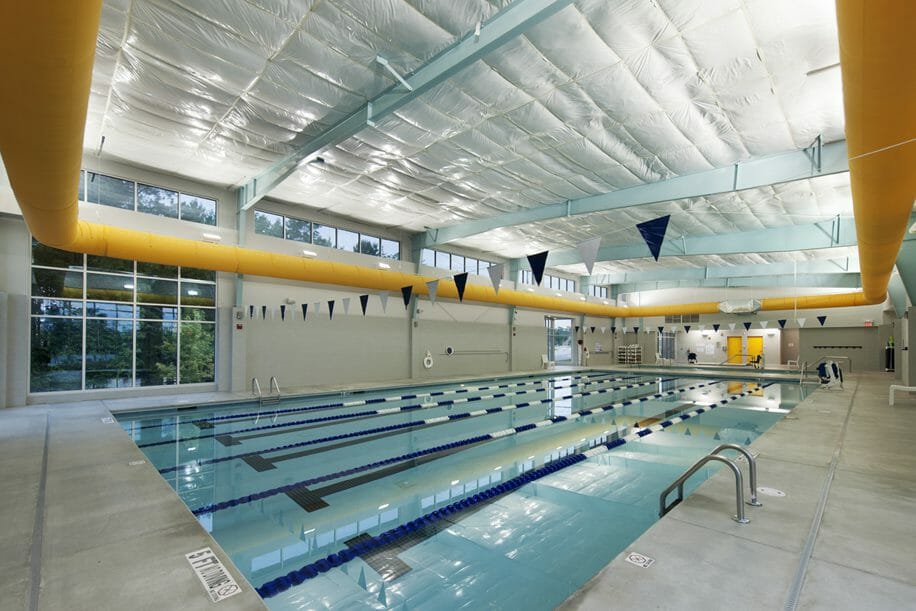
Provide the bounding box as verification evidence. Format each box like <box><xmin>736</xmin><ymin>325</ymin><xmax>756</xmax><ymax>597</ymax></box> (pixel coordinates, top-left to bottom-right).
<box><xmin>659</xmin><ymin>443</ymin><xmax>762</xmax><ymax>524</ymax></box>
<box><xmin>251</xmin><ymin>377</ymin><xmax>262</xmax><ymax>399</ymax></box>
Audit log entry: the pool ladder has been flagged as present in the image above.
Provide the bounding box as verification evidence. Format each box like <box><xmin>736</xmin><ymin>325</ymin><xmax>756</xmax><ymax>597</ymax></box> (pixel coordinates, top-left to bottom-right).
<box><xmin>252</xmin><ymin>376</ymin><xmax>281</xmax><ymax>407</ymax></box>
<box><xmin>659</xmin><ymin>443</ymin><xmax>762</xmax><ymax>524</ymax></box>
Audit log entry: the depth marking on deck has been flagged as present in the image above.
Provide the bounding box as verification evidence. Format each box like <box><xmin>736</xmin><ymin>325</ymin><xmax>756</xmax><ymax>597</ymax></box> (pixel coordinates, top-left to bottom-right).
<box><xmin>625</xmin><ymin>552</ymin><xmax>655</xmax><ymax>568</ymax></box>
<box><xmin>185</xmin><ymin>547</ymin><xmax>242</xmax><ymax>603</ymax></box>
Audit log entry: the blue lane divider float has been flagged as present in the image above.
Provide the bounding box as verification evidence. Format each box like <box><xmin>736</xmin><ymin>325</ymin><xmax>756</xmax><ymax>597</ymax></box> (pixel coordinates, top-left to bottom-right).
<box><xmin>254</xmin><ymin>382</ymin><xmax>773</xmax><ymax>600</ymax></box>
<box><xmin>129</xmin><ymin>371</ymin><xmax>637</xmax><ymax>431</ymax></box>
<box><xmin>162</xmin><ymin>376</ymin><xmax>682</xmax><ymax>476</ymax></box>
<box><xmin>138</xmin><ymin>374</ymin><xmax>638</xmax><ymax>448</ymax></box>
<box><xmin>190</xmin><ymin>378</ymin><xmax>718</xmax><ymax>515</ymax></box>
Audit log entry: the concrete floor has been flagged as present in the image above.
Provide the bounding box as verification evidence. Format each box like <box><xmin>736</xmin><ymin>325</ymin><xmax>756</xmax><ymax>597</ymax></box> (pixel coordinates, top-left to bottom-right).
<box><xmin>559</xmin><ymin>372</ymin><xmax>916</xmax><ymax>611</ymax></box>
<box><xmin>1</xmin><ymin>372</ymin><xmax>912</xmax><ymax>610</ymax></box>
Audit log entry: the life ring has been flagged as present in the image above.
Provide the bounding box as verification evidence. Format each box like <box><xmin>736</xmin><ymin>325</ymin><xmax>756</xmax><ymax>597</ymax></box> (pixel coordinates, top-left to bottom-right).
<box><xmin>423</xmin><ymin>350</ymin><xmax>434</xmax><ymax>369</ymax></box>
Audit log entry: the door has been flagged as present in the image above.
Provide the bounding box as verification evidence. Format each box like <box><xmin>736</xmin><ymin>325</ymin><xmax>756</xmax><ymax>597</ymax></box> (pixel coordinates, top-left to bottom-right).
<box><xmin>727</xmin><ymin>336</ymin><xmax>743</xmax><ymax>364</ymax></box>
<box><xmin>546</xmin><ymin>317</ymin><xmax>573</xmax><ymax>365</ymax></box>
<box><xmin>747</xmin><ymin>336</ymin><xmax>763</xmax><ymax>365</ymax></box>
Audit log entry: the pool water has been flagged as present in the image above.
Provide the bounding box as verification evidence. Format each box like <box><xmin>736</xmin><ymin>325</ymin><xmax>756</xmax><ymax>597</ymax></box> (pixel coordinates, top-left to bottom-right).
<box><xmin>116</xmin><ymin>372</ymin><xmax>806</xmax><ymax>609</ymax></box>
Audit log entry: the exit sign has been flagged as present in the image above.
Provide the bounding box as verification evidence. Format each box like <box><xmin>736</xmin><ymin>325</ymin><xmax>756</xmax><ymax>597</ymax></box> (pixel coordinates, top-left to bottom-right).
<box><xmin>864</xmin><ymin>320</ymin><xmax>873</xmax><ymax>327</ymax></box>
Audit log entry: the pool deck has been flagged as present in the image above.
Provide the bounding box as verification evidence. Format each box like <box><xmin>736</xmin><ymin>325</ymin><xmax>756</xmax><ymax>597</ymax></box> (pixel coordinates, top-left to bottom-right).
<box><xmin>0</xmin><ymin>371</ymin><xmax>912</xmax><ymax>609</ymax></box>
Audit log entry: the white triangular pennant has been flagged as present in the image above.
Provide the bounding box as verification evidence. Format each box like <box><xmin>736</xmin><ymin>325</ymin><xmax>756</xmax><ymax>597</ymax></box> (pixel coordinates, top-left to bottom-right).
<box><xmin>699</xmin><ymin>325</ymin><xmax>705</xmax><ymax>331</ymax></box>
<box><xmin>487</xmin><ymin>263</ymin><xmax>504</xmax><ymax>295</ymax></box>
<box><xmin>342</xmin><ymin>297</ymin><xmax>351</xmax><ymax>315</ymax></box>
<box><xmin>728</xmin><ymin>323</ymin><xmax>736</xmax><ymax>331</ymax></box>
<box><xmin>378</xmin><ymin>292</ymin><xmax>389</xmax><ymax>313</ymax></box>
<box><xmin>577</xmin><ymin>237</ymin><xmax>602</xmax><ymax>276</ymax></box>
<box><xmin>426</xmin><ymin>280</ymin><xmax>439</xmax><ymax>305</ymax></box>
<box><xmin>313</xmin><ymin>302</ymin><xmax>321</xmax><ymax>315</ymax></box>
<box><xmin>759</xmin><ymin>320</ymin><xmax>769</xmax><ymax>329</ymax></box>
<box><xmin>797</xmin><ymin>317</ymin><xmax>807</xmax><ymax>328</ymax></box>
<box><xmin>600</xmin><ymin>326</ymin><xmax>607</xmax><ymax>334</ymax></box>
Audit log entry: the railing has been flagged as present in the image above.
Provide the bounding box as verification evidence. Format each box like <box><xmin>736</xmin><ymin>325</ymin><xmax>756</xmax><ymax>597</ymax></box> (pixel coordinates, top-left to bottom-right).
<box><xmin>252</xmin><ymin>376</ymin><xmax>281</xmax><ymax>407</ymax></box>
<box><xmin>251</xmin><ymin>377</ymin><xmax>262</xmax><ymax>400</ymax></box>
<box><xmin>659</xmin><ymin>443</ymin><xmax>762</xmax><ymax>524</ymax></box>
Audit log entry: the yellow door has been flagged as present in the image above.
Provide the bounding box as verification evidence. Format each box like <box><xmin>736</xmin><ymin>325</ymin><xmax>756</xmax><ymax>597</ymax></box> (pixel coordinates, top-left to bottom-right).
<box><xmin>747</xmin><ymin>336</ymin><xmax>763</xmax><ymax>365</ymax></box>
<box><xmin>727</xmin><ymin>336</ymin><xmax>743</xmax><ymax>364</ymax></box>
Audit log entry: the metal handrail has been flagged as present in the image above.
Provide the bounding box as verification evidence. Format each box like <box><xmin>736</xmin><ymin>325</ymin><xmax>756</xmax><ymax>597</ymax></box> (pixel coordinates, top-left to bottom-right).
<box><xmin>269</xmin><ymin>376</ymin><xmax>281</xmax><ymax>397</ymax></box>
<box><xmin>659</xmin><ymin>444</ymin><xmax>762</xmax><ymax>523</ymax></box>
<box><xmin>251</xmin><ymin>377</ymin><xmax>262</xmax><ymax>399</ymax></box>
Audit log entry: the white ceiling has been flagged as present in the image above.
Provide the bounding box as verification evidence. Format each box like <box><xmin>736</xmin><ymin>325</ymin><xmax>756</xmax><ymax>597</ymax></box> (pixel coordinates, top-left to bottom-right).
<box><xmin>85</xmin><ymin>0</ymin><xmax>851</xmax><ymax>282</ymax></box>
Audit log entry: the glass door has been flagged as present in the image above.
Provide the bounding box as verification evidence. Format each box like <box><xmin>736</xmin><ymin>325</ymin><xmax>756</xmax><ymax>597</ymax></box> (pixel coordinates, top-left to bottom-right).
<box><xmin>546</xmin><ymin>317</ymin><xmax>573</xmax><ymax>365</ymax></box>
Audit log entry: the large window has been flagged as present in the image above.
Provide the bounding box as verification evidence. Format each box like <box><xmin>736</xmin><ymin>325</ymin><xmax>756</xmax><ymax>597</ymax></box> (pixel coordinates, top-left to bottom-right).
<box><xmin>254</xmin><ymin>209</ymin><xmax>401</xmax><ymax>260</ymax></box>
<box><xmin>520</xmin><ymin>270</ymin><xmax>576</xmax><ymax>292</ymax></box>
<box><xmin>590</xmin><ymin>285</ymin><xmax>608</xmax><ymax>298</ymax></box>
<box><xmin>81</xmin><ymin>170</ymin><xmax>217</xmax><ymax>225</ymax></box>
<box><xmin>419</xmin><ymin>248</ymin><xmax>497</xmax><ymax>275</ymax></box>
<box><xmin>30</xmin><ymin>241</ymin><xmax>216</xmax><ymax>392</ymax></box>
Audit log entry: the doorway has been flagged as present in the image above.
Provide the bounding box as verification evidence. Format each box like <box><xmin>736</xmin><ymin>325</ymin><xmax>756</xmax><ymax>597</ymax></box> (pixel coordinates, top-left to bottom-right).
<box><xmin>727</xmin><ymin>336</ymin><xmax>743</xmax><ymax>364</ymax></box>
<box><xmin>546</xmin><ymin>317</ymin><xmax>573</xmax><ymax>365</ymax></box>
<box><xmin>747</xmin><ymin>336</ymin><xmax>763</xmax><ymax>365</ymax></box>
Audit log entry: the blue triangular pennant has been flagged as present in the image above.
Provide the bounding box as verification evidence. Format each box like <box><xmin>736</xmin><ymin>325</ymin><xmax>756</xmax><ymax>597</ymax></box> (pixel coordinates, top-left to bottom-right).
<box><xmin>280</xmin><ymin>304</ymin><xmax>286</xmax><ymax>320</ymax></box>
<box><xmin>327</xmin><ymin>300</ymin><xmax>335</xmax><ymax>320</ymax></box>
<box><xmin>249</xmin><ymin>305</ymin><xmax>254</xmax><ymax>319</ymax></box>
<box><xmin>634</xmin><ymin>326</ymin><xmax>639</xmax><ymax>334</ymax></box>
<box><xmin>401</xmin><ymin>285</ymin><xmax>413</xmax><ymax>309</ymax></box>
<box><xmin>359</xmin><ymin>294</ymin><xmax>369</xmax><ymax>315</ymax></box>
<box><xmin>611</xmin><ymin>326</ymin><xmax>617</xmax><ymax>333</ymax></box>
<box><xmin>713</xmin><ymin>324</ymin><xmax>720</xmax><ymax>332</ymax></box>
<box><xmin>743</xmin><ymin>322</ymin><xmax>752</xmax><ymax>331</ymax></box>
<box><xmin>590</xmin><ymin>326</ymin><xmax>595</xmax><ymax>334</ymax></box>
<box><xmin>526</xmin><ymin>251</ymin><xmax>549</xmax><ymax>286</ymax></box>
<box><xmin>261</xmin><ymin>305</ymin><xmax>267</xmax><ymax>320</ymax></box>
<box><xmin>575</xmin><ymin>325</ymin><xmax>580</xmax><ymax>333</ymax></box>
<box><xmin>300</xmin><ymin>303</ymin><xmax>308</xmax><ymax>320</ymax></box>
<box><xmin>817</xmin><ymin>315</ymin><xmax>827</xmax><ymax>326</ymax></box>
<box><xmin>777</xmin><ymin>319</ymin><xmax>787</xmax><ymax>328</ymax></box>
<box><xmin>658</xmin><ymin>326</ymin><xmax>664</xmax><ymax>334</ymax></box>
<box><xmin>454</xmin><ymin>272</ymin><xmax>469</xmax><ymax>302</ymax></box>
<box><xmin>684</xmin><ymin>325</ymin><xmax>691</xmax><ymax>333</ymax></box>
<box><xmin>636</xmin><ymin>215</ymin><xmax>670</xmax><ymax>261</ymax></box>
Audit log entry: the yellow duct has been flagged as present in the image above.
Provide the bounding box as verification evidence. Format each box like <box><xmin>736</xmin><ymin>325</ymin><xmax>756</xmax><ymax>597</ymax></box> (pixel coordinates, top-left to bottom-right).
<box><xmin>0</xmin><ymin>1</ymin><xmax>892</xmax><ymax>319</ymax></box>
<box><xmin>836</xmin><ymin>0</ymin><xmax>916</xmax><ymax>302</ymax></box>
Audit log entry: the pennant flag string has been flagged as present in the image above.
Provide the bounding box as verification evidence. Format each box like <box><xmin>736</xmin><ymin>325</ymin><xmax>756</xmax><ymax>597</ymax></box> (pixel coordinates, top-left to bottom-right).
<box><xmin>454</xmin><ymin>272</ymin><xmax>469</xmax><ymax>302</ymax></box>
<box><xmin>817</xmin><ymin>315</ymin><xmax>827</xmax><ymax>326</ymax></box>
<box><xmin>777</xmin><ymin>319</ymin><xmax>787</xmax><ymax>329</ymax></box>
<box><xmin>359</xmin><ymin>294</ymin><xmax>369</xmax><ymax>316</ymax></box>
<box><xmin>487</xmin><ymin>264</ymin><xmax>503</xmax><ymax>295</ymax></box>
<box><xmin>328</xmin><ymin>300</ymin><xmax>335</xmax><ymax>320</ymax></box>
<box><xmin>280</xmin><ymin>304</ymin><xmax>286</xmax><ymax>320</ymax></box>
<box><xmin>577</xmin><ymin>237</ymin><xmax>602</xmax><ymax>276</ymax></box>
<box><xmin>401</xmin><ymin>286</ymin><xmax>413</xmax><ymax>309</ymax></box>
<box><xmin>636</xmin><ymin>215</ymin><xmax>671</xmax><ymax>261</ymax></box>
<box><xmin>426</xmin><ymin>280</ymin><xmax>439</xmax><ymax>305</ymax></box>
<box><xmin>301</xmin><ymin>303</ymin><xmax>308</xmax><ymax>320</ymax></box>
<box><xmin>526</xmin><ymin>251</ymin><xmax>549</xmax><ymax>286</ymax></box>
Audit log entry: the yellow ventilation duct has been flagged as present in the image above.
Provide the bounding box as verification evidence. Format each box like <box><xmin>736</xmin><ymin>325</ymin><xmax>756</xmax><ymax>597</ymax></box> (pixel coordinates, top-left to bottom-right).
<box><xmin>0</xmin><ymin>1</ymin><xmax>892</xmax><ymax>318</ymax></box>
<box><xmin>836</xmin><ymin>0</ymin><xmax>916</xmax><ymax>302</ymax></box>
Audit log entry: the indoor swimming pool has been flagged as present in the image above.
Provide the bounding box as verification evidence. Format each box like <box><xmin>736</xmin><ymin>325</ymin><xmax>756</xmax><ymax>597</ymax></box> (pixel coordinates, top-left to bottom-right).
<box><xmin>116</xmin><ymin>372</ymin><xmax>808</xmax><ymax>609</ymax></box>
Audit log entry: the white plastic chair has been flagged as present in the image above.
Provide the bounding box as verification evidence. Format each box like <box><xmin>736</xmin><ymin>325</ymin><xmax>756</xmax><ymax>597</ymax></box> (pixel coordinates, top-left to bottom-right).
<box><xmin>541</xmin><ymin>354</ymin><xmax>555</xmax><ymax>369</ymax></box>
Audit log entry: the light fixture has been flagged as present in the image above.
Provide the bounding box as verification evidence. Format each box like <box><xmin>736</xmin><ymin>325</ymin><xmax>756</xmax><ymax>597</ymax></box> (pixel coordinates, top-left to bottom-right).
<box><xmin>602</xmin><ymin>300</ymin><xmax>609</xmax><ymax>305</ymax></box>
<box><xmin>378</xmin><ymin>262</ymin><xmax>391</xmax><ymax>269</ymax></box>
<box><xmin>301</xmin><ymin>249</ymin><xmax>317</xmax><ymax>257</ymax></box>
<box><xmin>377</xmin><ymin>503</ymin><xmax>389</xmax><ymax>510</ymax></box>
<box><xmin>493</xmin><ymin>466</ymin><xmax>502</xmax><ymax>471</ymax></box>
<box><xmin>187</xmin><ymin>289</ymin><xmax>199</xmax><ymax>296</ymax></box>
<box><xmin>579</xmin><ymin>296</ymin><xmax>586</xmax><ymax>301</ymax></box>
<box><xmin>450</xmin><ymin>480</ymin><xmax>460</xmax><ymax>486</ymax></box>
<box><xmin>526</xmin><ymin>287</ymin><xmax>534</xmax><ymax>292</ymax></box>
<box><xmin>555</xmin><ymin>292</ymin><xmax>562</xmax><ymax>297</ymax></box>
<box><xmin>123</xmin><ymin>283</ymin><xmax>134</xmax><ymax>290</ymax></box>
<box><xmin>200</xmin><ymin>232</ymin><xmax>222</xmax><ymax>242</ymax></box>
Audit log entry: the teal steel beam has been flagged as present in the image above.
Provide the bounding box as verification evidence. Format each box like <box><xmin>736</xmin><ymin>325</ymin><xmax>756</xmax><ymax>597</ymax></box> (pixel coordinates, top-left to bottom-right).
<box><xmin>542</xmin><ymin>216</ymin><xmax>858</xmax><ymax>267</ymax></box>
<box><xmin>887</xmin><ymin>274</ymin><xmax>908</xmax><ymax>318</ymax></box>
<box><xmin>590</xmin><ymin>258</ymin><xmax>859</xmax><ymax>286</ymax></box>
<box><xmin>238</xmin><ymin>0</ymin><xmax>575</xmax><ymax>212</ymax></box>
<box><xmin>895</xmin><ymin>241</ymin><xmax>916</xmax><ymax>306</ymax></box>
<box><xmin>612</xmin><ymin>273</ymin><xmax>862</xmax><ymax>294</ymax></box>
<box><xmin>420</xmin><ymin>139</ymin><xmax>849</xmax><ymax>247</ymax></box>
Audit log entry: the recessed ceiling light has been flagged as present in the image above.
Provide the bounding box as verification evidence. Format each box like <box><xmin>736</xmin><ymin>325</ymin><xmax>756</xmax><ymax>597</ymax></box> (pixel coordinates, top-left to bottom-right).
<box><xmin>378</xmin><ymin>262</ymin><xmax>391</xmax><ymax>269</ymax></box>
<box><xmin>201</xmin><ymin>232</ymin><xmax>222</xmax><ymax>242</ymax></box>
<box><xmin>302</xmin><ymin>249</ymin><xmax>317</xmax><ymax>257</ymax></box>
